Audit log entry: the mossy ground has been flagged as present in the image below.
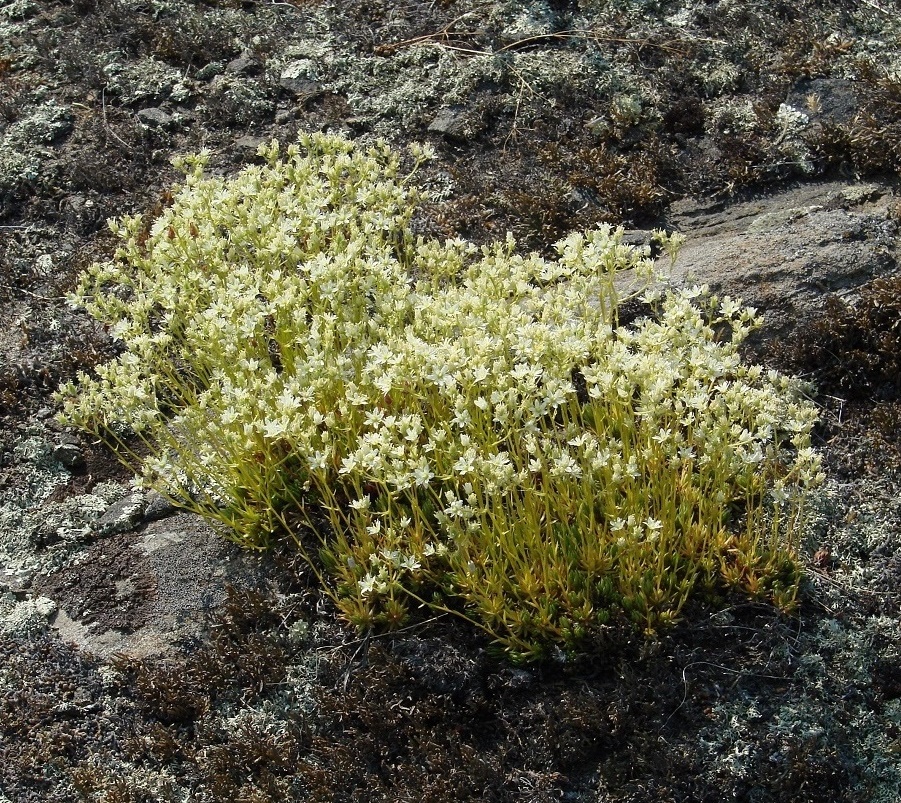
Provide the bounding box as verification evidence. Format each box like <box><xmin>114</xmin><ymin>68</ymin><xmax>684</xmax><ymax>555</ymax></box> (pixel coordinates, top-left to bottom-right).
<box><xmin>1</xmin><ymin>0</ymin><xmax>900</xmax><ymax>800</ymax></box>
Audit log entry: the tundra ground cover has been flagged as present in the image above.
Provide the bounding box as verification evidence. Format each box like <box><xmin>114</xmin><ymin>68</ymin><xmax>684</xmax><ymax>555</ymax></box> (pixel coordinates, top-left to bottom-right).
<box><xmin>2</xmin><ymin>1</ymin><xmax>900</xmax><ymax>800</ymax></box>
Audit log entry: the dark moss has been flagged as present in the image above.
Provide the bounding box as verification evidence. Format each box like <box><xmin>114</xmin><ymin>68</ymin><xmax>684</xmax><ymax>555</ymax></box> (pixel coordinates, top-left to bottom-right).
<box><xmin>777</xmin><ymin>277</ymin><xmax>901</xmax><ymax>401</ymax></box>
<box><xmin>0</xmin><ymin>634</ymin><xmax>106</xmax><ymax>802</ymax></box>
<box><xmin>809</xmin><ymin>68</ymin><xmax>901</xmax><ymax>176</ymax></box>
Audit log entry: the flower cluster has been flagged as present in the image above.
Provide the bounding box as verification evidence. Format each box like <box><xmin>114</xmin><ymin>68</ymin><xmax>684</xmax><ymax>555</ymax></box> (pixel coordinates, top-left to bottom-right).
<box><xmin>57</xmin><ymin>132</ymin><xmax>823</xmax><ymax>660</ymax></box>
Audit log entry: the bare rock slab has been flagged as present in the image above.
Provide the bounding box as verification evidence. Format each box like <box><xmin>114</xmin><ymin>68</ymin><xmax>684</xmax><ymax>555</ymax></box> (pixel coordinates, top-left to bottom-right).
<box><xmin>659</xmin><ymin>180</ymin><xmax>900</xmax><ymax>335</ymax></box>
<box><xmin>44</xmin><ymin>512</ymin><xmax>271</xmax><ymax>660</ymax></box>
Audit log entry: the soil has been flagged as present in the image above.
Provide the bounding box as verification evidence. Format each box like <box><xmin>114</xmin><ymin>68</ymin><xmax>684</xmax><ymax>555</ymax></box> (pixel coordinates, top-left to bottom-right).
<box><xmin>2</xmin><ymin>1</ymin><xmax>901</xmax><ymax>801</ymax></box>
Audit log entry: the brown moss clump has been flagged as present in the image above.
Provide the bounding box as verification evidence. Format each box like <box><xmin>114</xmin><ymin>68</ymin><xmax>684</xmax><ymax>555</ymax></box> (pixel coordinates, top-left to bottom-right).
<box><xmin>109</xmin><ymin>585</ymin><xmax>292</xmax><ymax>725</ymax></box>
<box><xmin>768</xmin><ymin>276</ymin><xmax>901</xmax><ymax>476</ymax></box>
<box><xmin>808</xmin><ymin>66</ymin><xmax>901</xmax><ymax>177</ymax></box>
<box><xmin>72</xmin><ymin>582</ymin><xmax>311</xmax><ymax>801</ymax></box>
<box><xmin>780</xmin><ymin>277</ymin><xmax>901</xmax><ymax>401</ymax></box>
<box><xmin>0</xmin><ymin>634</ymin><xmax>106</xmax><ymax>802</ymax></box>
<box><xmin>296</xmin><ymin>638</ymin><xmax>614</xmax><ymax>803</ymax></box>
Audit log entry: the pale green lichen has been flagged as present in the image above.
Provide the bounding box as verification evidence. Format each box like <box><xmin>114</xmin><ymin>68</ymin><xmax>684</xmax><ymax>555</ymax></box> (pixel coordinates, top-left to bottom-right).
<box><xmin>101</xmin><ymin>56</ymin><xmax>193</xmax><ymax>106</ymax></box>
<box><xmin>0</xmin><ymin>102</ymin><xmax>72</xmax><ymax>210</ymax></box>
<box><xmin>0</xmin><ymin>428</ymin><xmax>130</xmax><ymax>578</ymax></box>
<box><xmin>702</xmin><ymin>610</ymin><xmax>901</xmax><ymax>801</ymax></box>
<box><xmin>0</xmin><ymin>593</ymin><xmax>58</xmax><ymax>639</ymax></box>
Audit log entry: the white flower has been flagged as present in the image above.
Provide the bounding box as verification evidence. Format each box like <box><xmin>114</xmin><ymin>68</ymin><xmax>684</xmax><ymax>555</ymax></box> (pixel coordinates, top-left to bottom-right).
<box><xmin>261</xmin><ymin>418</ymin><xmax>286</xmax><ymax>439</ymax></box>
<box><xmin>551</xmin><ymin>451</ymin><xmax>582</xmax><ymax>479</ymax></box>
<box><xmin>61</xmin><ymin>130</ymin><xmax>822</xmax><ymax>644</ymax></box>
<box><xmin>381</xmin><ymin>549</ymin><xmax>401</xmax><ymax>566</ymax></box>
<box><xmin>358</xmin><ymin>574</ymin><xmax>378</xmax><ymax>597</ymax></box>
<box><xmin>412</xmin><ymin>461</ymin><xmax>433</xmax><ymax>487</ymax></box>
<box><xmin>453</xmin><ymin>448</ymin><xmax>477</xmax><ymax>475</ymax></box>
<box><xmin>443</xmin><ymin>497</ymin><xmax>466</xmax><ymax>518</ymax></box>
<box><xmin>400</xmin><ymin>554</ymin><xmax>420</xmax><ymax>572</ymax></box>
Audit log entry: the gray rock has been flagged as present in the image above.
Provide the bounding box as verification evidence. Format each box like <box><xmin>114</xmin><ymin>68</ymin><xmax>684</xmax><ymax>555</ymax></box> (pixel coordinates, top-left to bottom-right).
<box><xmin>95</xmin><ymin>493</ymin><xmax>146</xmax><ymax>537</ymax></box>
<box><xmin>143</xmin><ymin>491</ymin><xmax>178</xmax><ymax>523</ymax></box>
<box><xmin>234</xmin><ymin>135</ymin><xmax>266</xmax><ymax>155</ymax></box>
<box><xmin>828</xmin><ymin>184</ymin><xmax>885</xmax><ymax>208</ymax></box>
<box><xmin>428</xmin><ymin>106</ymin><xmax>484</xmax><ymax>141</ymax></box>
<box><xmin>658</xmin><ymin>180</ymin><xmax>900</xmax><ymax>336</ymax></box>
<box><xmin>136</xmin><ymin>107</ymin><xmax>174</xmax><ymax>129</ymax></box>
<box><xmin>226</xmin><ymin>55</ymin><xmax>263</xmax><ymax>77</ymax></box>
<box><xmin>620</xmin><ymin>229</ymin><xmax>656</xmax><ymax>250</ymax></box>
<box><xmin>60</xmin><ymin>194</ymin><xmax>98</xmax><ymax>228</ymax></box>
<box><xmin>52</xmin><ymin>442</ymin><xmax>84</xmax><ymax>471</ymax></box>
<box><xmin>52</xmin><ymin>513</ymin><xmax>270</xmax><ymax>659</ymax></box>
<box><xmin>278</xmin><ymin>77</ymin><xmax>323</xmax><ymax>99</ymax></box>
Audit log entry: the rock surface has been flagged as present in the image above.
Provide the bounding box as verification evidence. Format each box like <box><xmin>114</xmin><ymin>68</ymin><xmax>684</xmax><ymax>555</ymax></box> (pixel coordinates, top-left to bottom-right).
<box><xmin>44</xmin><ymin>513</ymin><xmax>270</xmax><ymax>659</ymax></box>
<box><xmin>660</xmin><ymin>180</ymin><xmax>899</xmax><ymax>333</ymax></box>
